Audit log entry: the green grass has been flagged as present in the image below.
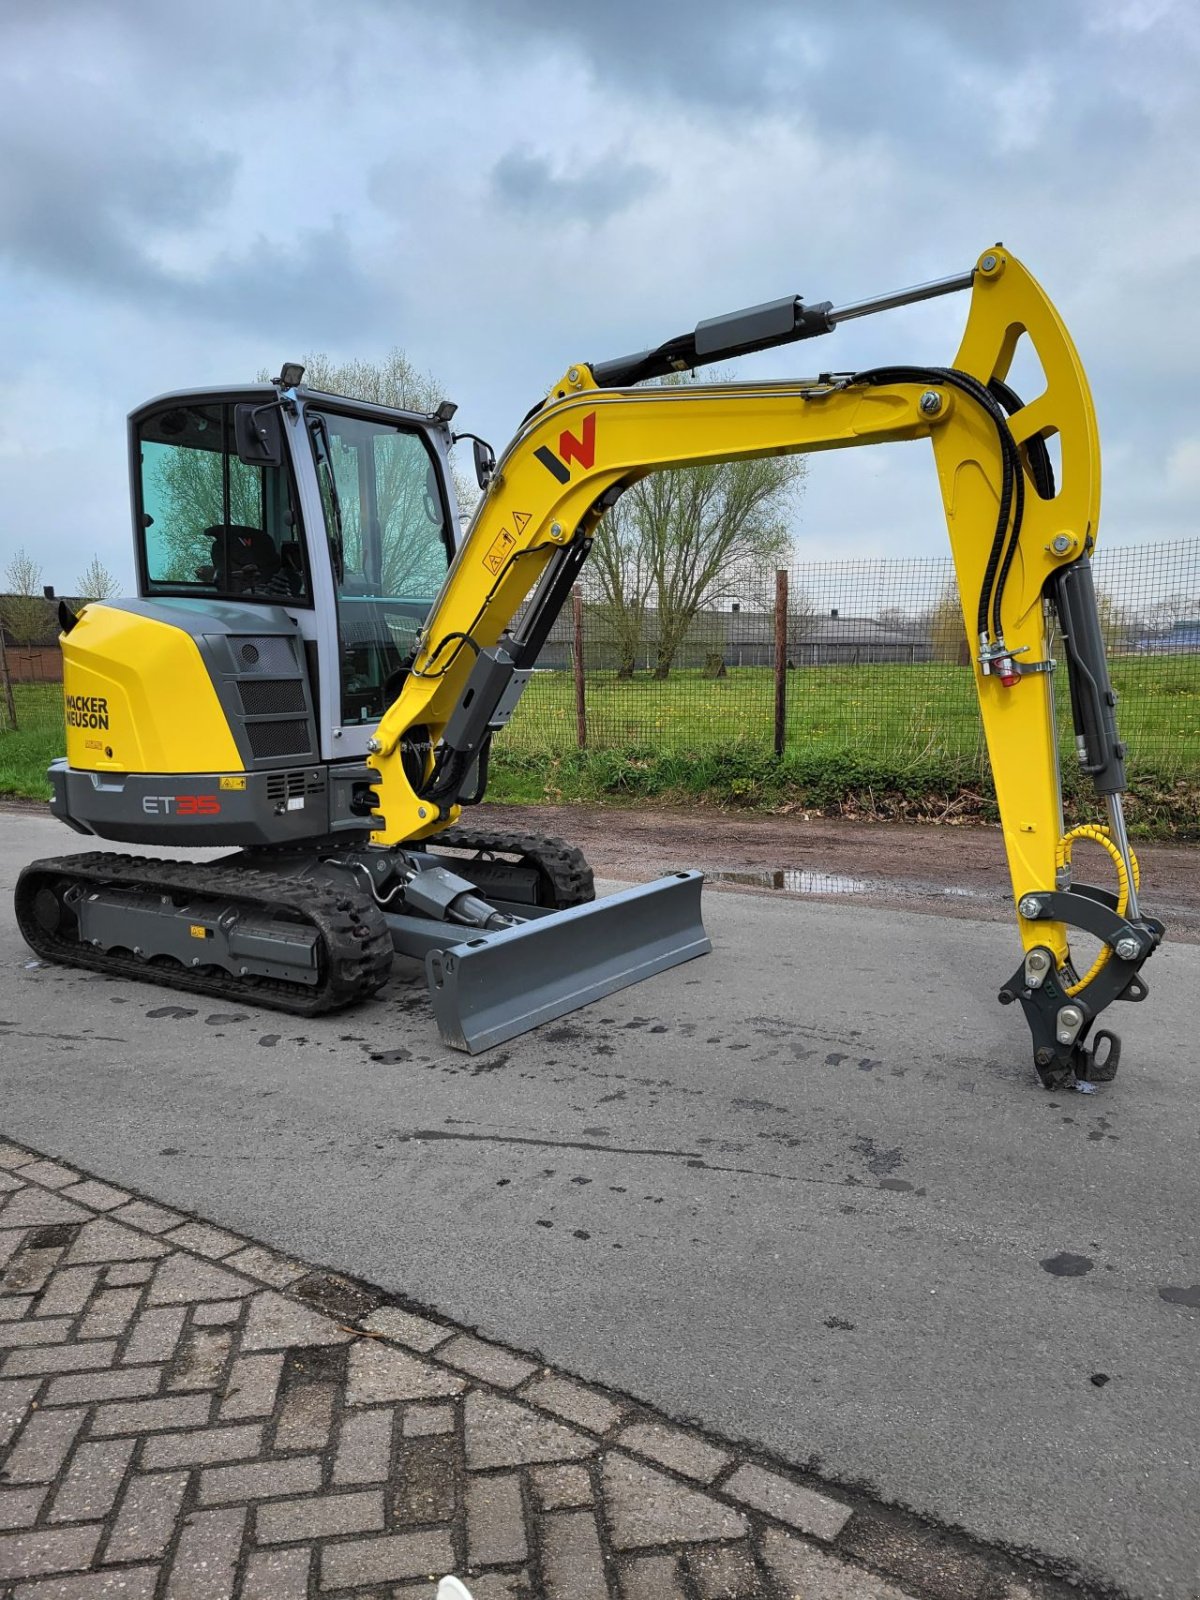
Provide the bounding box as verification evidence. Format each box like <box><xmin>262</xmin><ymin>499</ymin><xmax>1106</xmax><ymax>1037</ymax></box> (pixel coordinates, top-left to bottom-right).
<box><xmin>489</xmin><ymin>658</ymin><xmax>1200</xmax><ymax>838</ymax></box>
<box><xmin>0</xmin><ymin>684</ymin><xmax>63</xmax><ymax>801</ymax></box>
<box><xmin>6</xmin><ymin>660</ymin><xmax>1198</xmax><ymax>836</ymax></box>
<box><xmin>501</xmin><ymin>659</ymin><xmax>1200</xmax><ymax>766</ymax></box>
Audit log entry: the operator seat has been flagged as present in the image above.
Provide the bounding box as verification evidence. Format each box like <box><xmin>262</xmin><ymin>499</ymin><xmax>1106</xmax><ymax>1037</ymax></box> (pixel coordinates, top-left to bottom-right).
<box><xmin>206</xmin><ymin>524</ymin><xmax>280</xmax><ymax>594</ymax></box>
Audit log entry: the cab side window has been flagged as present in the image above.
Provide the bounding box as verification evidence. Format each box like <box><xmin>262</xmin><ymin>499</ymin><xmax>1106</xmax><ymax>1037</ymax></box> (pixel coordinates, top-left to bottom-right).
<box><xmin>139</xmin><ymin>403</ymin><xmax>309</xmax><ymax>603</ymax></box>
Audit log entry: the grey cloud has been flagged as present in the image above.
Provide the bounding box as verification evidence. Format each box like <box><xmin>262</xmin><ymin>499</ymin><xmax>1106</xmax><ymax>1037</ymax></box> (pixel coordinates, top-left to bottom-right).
<box><xmin>172</xmin><ymin>222</ymin><xmax>390</xmax><ymax>341</ymax></box>
<box><xmin>0</xmin><ymin>80</ymin><xmax>234</xmax><ymax>293</ymax></box>
<box><xmin>441</xmin><ymin>0</ymin><xmax>803</xmax><ymax>110</ymax></box>
<box><xmin>439</xmin><ymin>0</ymin><xmax>1096</xmax><ymax>113</ymax></box>
<box><xmin>0</xmin><ymin>0</ymin><xmax>1195</xmax><ymax>582</ymax></box>
<box><xmin>490</xmin><ymin>149</ymin><xmax>660</xmax><ymax>224</ymax></box>
<box><xmin>0</xmin><ymin>76</ymin><xmax>384</xmax><ymax>339</ymax></box>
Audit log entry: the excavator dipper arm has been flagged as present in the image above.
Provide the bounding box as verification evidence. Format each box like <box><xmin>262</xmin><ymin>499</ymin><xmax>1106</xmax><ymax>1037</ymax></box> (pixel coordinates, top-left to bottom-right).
<box><xmin>366</xmin><ymin>246</ymin><xmax>1162</xmax><ymax>1087</ymax></box>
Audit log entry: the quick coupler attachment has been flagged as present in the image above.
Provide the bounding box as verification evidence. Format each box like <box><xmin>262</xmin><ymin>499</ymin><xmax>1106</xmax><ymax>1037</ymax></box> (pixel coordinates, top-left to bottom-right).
<box><xmin>998</xmin><ymin>884</ymin><xmax>1164</xmax><ymax>1090</ymax></box>
<box><xmin>420</xmin><ymin>872</ymin><xmax>710</xmax><ymax>1053</ymax></box>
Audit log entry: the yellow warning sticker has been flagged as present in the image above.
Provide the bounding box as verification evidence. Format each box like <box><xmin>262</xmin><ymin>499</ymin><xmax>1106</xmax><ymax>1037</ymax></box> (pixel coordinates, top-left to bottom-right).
<box><xmin>483</xmin><ymin>528</ymin><xmax>516</xmax><ymax>576</ymax></box>
<box><xmin>189</xmin><ymin>925</ymin><xmax>211</xmax><ymax>939</ymax></box>
<box><xmin>219</xmin><ymin>776</ymin><xmax>247</xmax><ymax>790</ymax></box>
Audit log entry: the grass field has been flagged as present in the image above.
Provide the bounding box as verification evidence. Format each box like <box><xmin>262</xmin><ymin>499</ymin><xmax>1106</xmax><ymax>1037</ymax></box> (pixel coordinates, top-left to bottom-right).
<box><xmin>5</xmin><ymin>662</ymin><xmax>1198</xmax><ymax>835</ymax></box>
<box><xmin>501</xmin><ymin>659</ymin><xmax>1200</xmax><ymax>764</ymax></box>
<box><xmin>0</xmin><ymin>684</ymin><xmax>64</xmax><ymax>800</ymax></box>
<box><xmin>493</xmin><ymin>660</ymin><xmax>1200</xmax><ymax>836</ymax></box>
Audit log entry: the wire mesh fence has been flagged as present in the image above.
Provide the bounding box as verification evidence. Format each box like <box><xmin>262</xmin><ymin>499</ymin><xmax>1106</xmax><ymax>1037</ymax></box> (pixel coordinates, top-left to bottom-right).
<box><xmin>2</xmin><ymin>540</ymin><xmax>1198</xmax><ymax>803</ymax></box>
<box><xmin>501</xmin><ymin>537</ymin><xmax>1200</xmax><ymax>783</ymax></box>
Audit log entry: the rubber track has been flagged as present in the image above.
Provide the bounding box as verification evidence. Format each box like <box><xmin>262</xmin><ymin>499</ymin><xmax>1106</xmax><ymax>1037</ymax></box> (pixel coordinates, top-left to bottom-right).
<box><xmin>14</xmin><ymin>853</ymin><xmax>393</xmax><ymax>1016</ymax></box>
<box><xmin>428</xmin><ymin>826</ymin><xmax>595</xmax><ymax>909</ymax></box>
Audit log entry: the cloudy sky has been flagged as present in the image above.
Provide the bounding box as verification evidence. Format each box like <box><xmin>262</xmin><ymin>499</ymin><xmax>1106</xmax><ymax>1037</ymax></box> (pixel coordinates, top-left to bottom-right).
<box><xmin>1</xmin><ymin>0</ymin><xmax>1197</xmax><ymax>592</ymax></box>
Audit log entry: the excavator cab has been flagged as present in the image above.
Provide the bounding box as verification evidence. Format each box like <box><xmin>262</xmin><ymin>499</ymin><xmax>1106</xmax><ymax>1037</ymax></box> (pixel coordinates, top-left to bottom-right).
<box><xmin>131</xmin><ymin>383</ymin><xmax>460</xmax><ymax>763</ymax></box>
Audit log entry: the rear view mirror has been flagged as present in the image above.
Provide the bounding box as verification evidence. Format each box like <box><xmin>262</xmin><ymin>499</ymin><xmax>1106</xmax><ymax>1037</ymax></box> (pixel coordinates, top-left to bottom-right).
<box><xmin>472</xmin><ymin>436</ymin><xmax>496</xmax><ymax>490</ymax></box>
<box><xmin>234</xmin><ymin>402</ymin><xmax>284</xmax><ymax>468</ymax></box>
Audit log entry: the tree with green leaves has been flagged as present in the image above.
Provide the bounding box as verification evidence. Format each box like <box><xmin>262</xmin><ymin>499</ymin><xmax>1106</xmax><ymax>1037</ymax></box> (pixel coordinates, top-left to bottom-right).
<box><xmin>262</xmin><ymin>349</ymin><xmax>476</xmax><ymax>522</ymax></box>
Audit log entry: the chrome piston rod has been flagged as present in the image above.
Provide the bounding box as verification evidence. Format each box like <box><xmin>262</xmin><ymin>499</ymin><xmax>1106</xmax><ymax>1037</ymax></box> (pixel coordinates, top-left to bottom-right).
<box><xmin>1104</xmin><ymin>792</ymin><xmax>1142</xmax><ymax>922</ymax></box>
<box><xmin>828</xmin><ymin>268</ymin><xmax>976</xmax><ymax>326</ymax></box>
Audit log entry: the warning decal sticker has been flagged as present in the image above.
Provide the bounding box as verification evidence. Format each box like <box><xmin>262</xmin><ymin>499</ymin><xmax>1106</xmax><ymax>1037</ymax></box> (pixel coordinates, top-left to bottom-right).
<box><xmin>483</xmin><ymin>528</ymin><xmax>516</xmax><ymax>576</ymax></box>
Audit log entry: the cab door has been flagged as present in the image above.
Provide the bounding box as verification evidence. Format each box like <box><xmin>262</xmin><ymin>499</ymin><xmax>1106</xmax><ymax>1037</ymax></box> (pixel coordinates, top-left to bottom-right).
<box><xmin>305</xmin><ymin>406</ymin><xmax>457</xmax><ymax>731</ymax></box>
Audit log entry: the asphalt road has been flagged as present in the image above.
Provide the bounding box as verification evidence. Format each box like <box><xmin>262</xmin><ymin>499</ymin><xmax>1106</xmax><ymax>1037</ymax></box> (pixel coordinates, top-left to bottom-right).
<box><xmin>2</xmin><ymin>813</ymin><xmax>1198</xmax><ymax>1598</ymax></box>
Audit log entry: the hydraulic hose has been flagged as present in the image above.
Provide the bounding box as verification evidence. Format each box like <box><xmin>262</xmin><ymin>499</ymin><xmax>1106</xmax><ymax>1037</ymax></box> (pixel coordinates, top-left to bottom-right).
<box><xmin>852</xmin><ymin>366</ymin><xmax>1023</xmax><ymax>645</ymax></box>
<box><xmin>1055</xmin><ymin>824</ymin><xmax>1141</xmax><ymax>996</ymax></box>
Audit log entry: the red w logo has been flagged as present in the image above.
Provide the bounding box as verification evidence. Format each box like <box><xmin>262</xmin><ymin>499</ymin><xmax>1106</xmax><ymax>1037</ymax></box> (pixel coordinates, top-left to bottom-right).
<box><xmin>558</xmin><ymin>412</ymin><xmax>597</xmax><ymax>470</ymax></box>
<box><xmin>535</xmin><ymin>412</ymin><xmax>597</xmax><ymax>483</ymax></box>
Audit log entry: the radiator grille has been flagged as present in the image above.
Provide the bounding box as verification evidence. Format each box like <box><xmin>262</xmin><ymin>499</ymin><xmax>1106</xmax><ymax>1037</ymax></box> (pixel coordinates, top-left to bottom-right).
<box><xmin>247</xmin><ymin>720</ymin><xmax>312</xmax><ymax>759</ymax></box>
<box><xmin>238</xmin><ymin>679</ymin><xmax>307</xmax><ymax>715</ymax></box>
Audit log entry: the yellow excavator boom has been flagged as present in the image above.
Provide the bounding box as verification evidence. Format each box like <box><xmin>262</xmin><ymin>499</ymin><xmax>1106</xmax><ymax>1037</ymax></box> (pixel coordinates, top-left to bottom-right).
<box><xmin>366</xmin><ymin>245</ymin><xmax>1161</xmax><ymax>1086</ymax></box>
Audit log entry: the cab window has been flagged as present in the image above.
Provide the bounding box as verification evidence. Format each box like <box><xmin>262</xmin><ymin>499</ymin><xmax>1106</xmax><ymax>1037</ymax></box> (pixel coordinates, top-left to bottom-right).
<box><xmin>309</xmin><ymin>408</ymin><xmax>453</xmax><ymax>725</ymax></box>
<box><xmin>138</xmin><ymin>402</ymin><xmax>309</xmax><ymax>603</ymax></box>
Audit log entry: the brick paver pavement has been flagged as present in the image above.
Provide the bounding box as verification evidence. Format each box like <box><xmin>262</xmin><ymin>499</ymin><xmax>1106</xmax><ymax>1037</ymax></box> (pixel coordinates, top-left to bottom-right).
<box><xmin>0</xmin><ymin>1139</ymin><xmax>1068</xmax><ymax>1599</ymax></box>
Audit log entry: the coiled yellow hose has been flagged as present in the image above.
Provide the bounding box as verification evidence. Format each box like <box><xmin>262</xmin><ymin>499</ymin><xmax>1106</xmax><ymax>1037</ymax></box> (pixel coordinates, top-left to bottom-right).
<box><xmin>1055</xmin><ymin>824</ymin><xmax>1141</xmax><ymax>996</ymax></box>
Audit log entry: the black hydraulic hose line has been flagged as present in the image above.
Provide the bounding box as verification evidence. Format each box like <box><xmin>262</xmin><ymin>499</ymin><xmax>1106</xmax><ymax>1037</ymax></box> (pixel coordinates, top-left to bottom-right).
<box><xmin>989</xmin><ymin>378</ymin><xmax>1056</xmax><ymax>500</ymax></box>
<box><xmin>987</xmin><ymin>379</ymin><xmax>1059</xmax><ymax>643</ymax></box>
<box><xmin>991</xmin><ymin>431</ymin><xmax>1025</xmax><ymax>641</ymax></box>
<box><xmin>852</xmin><ymin>366</ymin><xmax>1010</xmax><ymax>641</ymax></box>
<box><xmin>852</xmin><ymin>366</ymin><xmax>1023</xmax><ymax>644</ymax></box>
<box><xmin>927</xmin><ymin>366</ymin><xmax>1021</xmax><ymax>642</ymax></box>
<box><xmin>410</xmin><ymin>545</ymin><xmax>547</xmax><ymax>683</ymax></box>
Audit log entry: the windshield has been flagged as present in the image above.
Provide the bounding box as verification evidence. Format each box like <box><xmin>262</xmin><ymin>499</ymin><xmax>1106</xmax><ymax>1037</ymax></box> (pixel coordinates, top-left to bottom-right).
<box><xmin>309</xmin><ymin>408</ymin><xmax>453</xmax><ymax>725</ymax></box>
<box><xmin>138</xmin><ymin>402</ymin><xmax>308</xmax><ymax>602</ymax></box>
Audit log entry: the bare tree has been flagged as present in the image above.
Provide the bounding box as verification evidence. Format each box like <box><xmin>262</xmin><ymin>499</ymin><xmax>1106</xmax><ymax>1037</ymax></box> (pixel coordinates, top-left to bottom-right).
<box><xmin>75</xmin><ymin>556</ymin><xmax>120</xmax><ymax>603</ymax></box>
<box><xmin>785</xmin><ymin>584</ymin><xmax>818</xmax><ymax>662</ymax></box>
<box><xmin>588</xmin><ymin>376</ymin><xmax>803</xmax><ymax>680</ymax></box>
<box><xmin>0</xmin><ymin>548</ymin><xmax>48</xmax><ymax>650</ymax></box>
<box><xmin>1137</xmin><ymin>590</ymin><xmax>1200</xmax><ymax>639</ymax></box>
<box><xmin>923</xmin><ymin>578</ymin><xmax>970</xmax><ymax>665</ymax></box>
<box><xmin>643</xmin><ymin>459</ymin><xmax>798</xmax><ymax>678</ymax></box>
<box><xmin>583</xmin><ymin>495</ymin><xmax>654</xmax><ymax>678</ymax></box>
<box><xmin>148</xmin><ymin>440</ymin><xmax>264</xmax><ymax>583</ymax></box>
<box><xmin>1093</xmin><ymin>586</ymin><xmax>1133</xmax><ymax>654</ymax></box>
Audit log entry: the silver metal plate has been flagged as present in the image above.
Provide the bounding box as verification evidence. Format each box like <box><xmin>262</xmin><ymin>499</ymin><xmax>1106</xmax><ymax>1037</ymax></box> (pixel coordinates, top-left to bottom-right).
<box><xmin>423</xmin><ymin>872</ymin><xmax>710</xmax><ymax>1053</ymax></box>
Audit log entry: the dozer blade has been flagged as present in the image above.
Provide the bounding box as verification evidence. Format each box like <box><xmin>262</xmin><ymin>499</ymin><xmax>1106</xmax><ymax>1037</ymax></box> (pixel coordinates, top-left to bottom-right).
<box><xmin>424</xmin><ymin>872</ymin><xmax>710</xmax><ymax>1053</ymax></box>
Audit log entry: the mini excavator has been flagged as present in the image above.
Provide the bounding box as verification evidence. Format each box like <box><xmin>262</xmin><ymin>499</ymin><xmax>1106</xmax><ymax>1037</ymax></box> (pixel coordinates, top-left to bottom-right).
<box><xmin>16</xmin><ymin>247</ymin><xmax>1163</xmax><ymax>1085</ymax></box>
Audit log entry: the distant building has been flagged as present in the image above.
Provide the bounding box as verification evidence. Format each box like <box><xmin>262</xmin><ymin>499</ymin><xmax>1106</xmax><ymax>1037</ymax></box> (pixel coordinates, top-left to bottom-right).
<box><xmin>0</xmin><ymin>595</ymin><xmax>83</xmax><ymax>683</ymax></box>
<box><xmin>536</xmin><ymin>603</ymin><xmax>933</xmax><ymax>671</ymax></box>
<box><xmin>1132</xmin><ymin>619</ymin><xmax>1200</xmax><ymax>654</ymax></box>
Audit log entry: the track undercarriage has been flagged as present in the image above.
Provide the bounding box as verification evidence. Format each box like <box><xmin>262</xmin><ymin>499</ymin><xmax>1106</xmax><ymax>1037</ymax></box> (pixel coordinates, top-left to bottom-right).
<box><xmin>15</xmin><ymin>828</ymin><xmax>710</xmax><ymax>1052</ymax></box>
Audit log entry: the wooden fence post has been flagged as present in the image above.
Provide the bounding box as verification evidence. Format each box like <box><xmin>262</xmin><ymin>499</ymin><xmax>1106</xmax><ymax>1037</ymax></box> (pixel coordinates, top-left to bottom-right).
<box><xmin>773</xmin><ymin>568</ymin><xmax>788</xmax><ymax>757</ymax></box>
<box><xmin>0</xmin><ymin>632</ymin><xmax>18</xmax><ymax>731</ymax></box>
<box><xmin>572</xmin><ymin>588</ymin><xmax>587</xmax><ymax>750</ymax></box>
